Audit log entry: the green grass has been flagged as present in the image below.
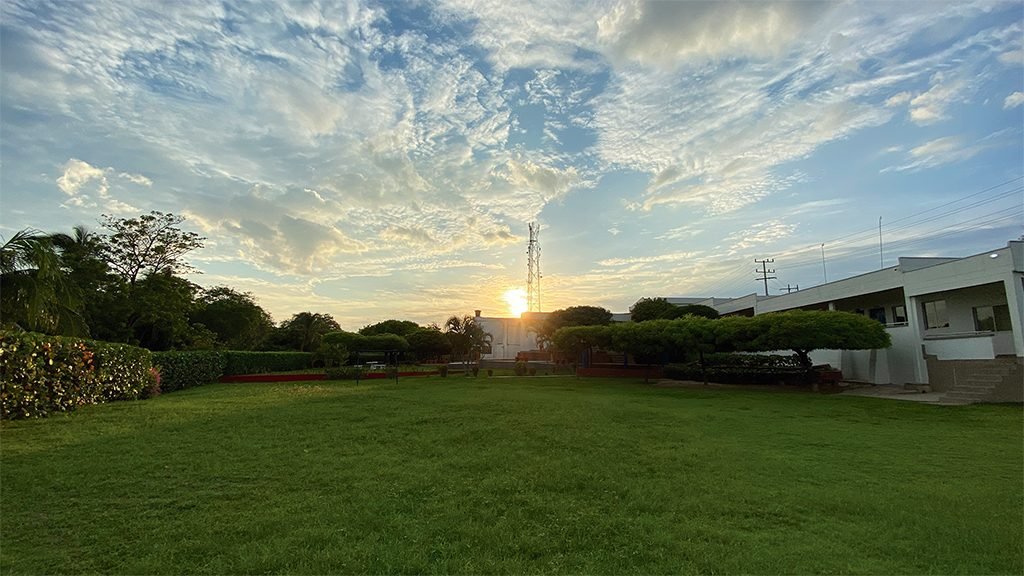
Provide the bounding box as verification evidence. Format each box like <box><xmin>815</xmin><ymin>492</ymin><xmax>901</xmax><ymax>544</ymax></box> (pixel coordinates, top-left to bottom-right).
<box><xmin>2</xmin><ymin>377</ymin><xmax>1021</xmax><ymax>574</ymax></box>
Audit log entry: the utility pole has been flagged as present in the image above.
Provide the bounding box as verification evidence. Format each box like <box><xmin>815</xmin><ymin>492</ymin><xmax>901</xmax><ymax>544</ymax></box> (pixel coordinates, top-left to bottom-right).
<box><xmin>780</xmin><ymin>284</ymin><xmax>799</xmax><ymax>294</ymax></box>
<box><xmin>754</xmin><ymin>258</ymin><xmax>776</xmax><ymax>297</ymax></box>
<box><xmin>821</xmin><ymin>243</ymin><xmax>827</xmax><ymax>283</ymax></box>
<box><xmin>878</xmin><ymin>216</ymin><xmax>883</xmax><ymax>270</ymax></box>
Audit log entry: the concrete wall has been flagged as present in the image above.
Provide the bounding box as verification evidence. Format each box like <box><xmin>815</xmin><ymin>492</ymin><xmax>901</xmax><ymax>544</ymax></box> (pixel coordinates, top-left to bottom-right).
<box><xmin>886</xmin><ymin>324</ymin><xmax>920</xmax><ymax>385</ymax></box>
<box><xmin>476</xmin><ymin>316</ymin><xmax>538</xmax><ymax>360</ymax></box>
<box><xmin>924</xmin><ymin>334</ymin><xmax>998</xmax><ymax>360</ymax></box>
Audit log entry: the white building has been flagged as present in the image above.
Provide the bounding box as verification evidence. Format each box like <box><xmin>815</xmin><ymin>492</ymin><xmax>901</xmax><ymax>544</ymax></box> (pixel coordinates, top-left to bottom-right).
<box><xmin>473</xmin><ymin>310</ymin><xmax>548</xmax><ymax>360</ymax></box>
<box><xmin>684</xmin><ymin>241</ymin><xmax>1023</xmax><ymax>401</ymax></box>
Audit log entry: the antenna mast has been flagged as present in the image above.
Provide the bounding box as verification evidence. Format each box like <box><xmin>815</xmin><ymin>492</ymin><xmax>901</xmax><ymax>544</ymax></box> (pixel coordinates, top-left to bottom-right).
<box><xmin>526</xmin><ymin>223</ymin><xmax>542</xmax><ymax>312</ymax></box>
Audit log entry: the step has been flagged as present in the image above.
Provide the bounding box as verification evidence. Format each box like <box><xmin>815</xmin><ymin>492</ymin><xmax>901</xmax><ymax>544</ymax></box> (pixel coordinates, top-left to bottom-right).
<box><xmin>944</xmin><ymin>391</ymin><xmax>993</xmax><ymax>401</ymax></box>
<box><xmin>962</xmin><ymin>375</ymin><xmax>1004</xmax><ymax>384</ymax></box>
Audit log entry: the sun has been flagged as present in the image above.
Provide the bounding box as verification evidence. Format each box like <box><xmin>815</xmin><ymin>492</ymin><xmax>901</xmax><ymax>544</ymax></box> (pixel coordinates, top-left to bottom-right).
<box><xmin>502</xmin><ymin>288</ymin><xmax>528</xmax><ymax>317</ymax></box>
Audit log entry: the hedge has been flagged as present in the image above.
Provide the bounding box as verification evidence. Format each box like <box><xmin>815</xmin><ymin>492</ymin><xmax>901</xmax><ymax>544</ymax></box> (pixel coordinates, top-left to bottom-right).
<box><xmin>151</xmin><ymin>351</ymin><xmax>224</xmax><ymax>392</ymax></box>
<box><xmin>222</xmin><ymin>351</ymin><xmax>313</xmax><ymax>376</ymax></box>
<box><xmin>664</xmin><ymin>353</ymin><xmax>808</xmax><ymax>385</ymax></box>
<box><xmin>0</xmin><ymin>331</ymin><xmax>154</xmax><ymax>419</ymax></box>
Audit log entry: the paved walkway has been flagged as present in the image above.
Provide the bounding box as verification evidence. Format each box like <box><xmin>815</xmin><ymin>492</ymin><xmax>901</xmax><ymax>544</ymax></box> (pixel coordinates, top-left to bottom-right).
<box><xmin>837</xmin><ymin>384</ymin><xmax>948</xmax><ymax>404</ymax></box>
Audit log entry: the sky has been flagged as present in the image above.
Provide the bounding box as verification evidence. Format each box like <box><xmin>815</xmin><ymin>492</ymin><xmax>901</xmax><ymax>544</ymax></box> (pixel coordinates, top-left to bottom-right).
<box><xmin>2</xmin><ymin>0</ymin><xmax>1022</xmax><ymax>330</ymax></box>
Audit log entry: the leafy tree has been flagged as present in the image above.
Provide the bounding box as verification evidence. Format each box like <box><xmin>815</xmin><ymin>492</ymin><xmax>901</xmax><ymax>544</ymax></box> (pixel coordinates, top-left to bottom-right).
<box><xmin>629</xmin><ymin>297</ymin><xmax>678</xmax><ymax>322</ymax></box>
<box><xmin>359</xmin><ymin>319</ymin><xmax>420</xmax><ymax>337</ymax></box>
<box><xmin>608</xmin><ymin>320</ymin><xmax>673</xmax><ymax>367</ymax></box>
<box><xmin>406</xmin><ymin>327</ymin><xmax>452</xmax><ymax>363</ymax></box>
<box><xmin>99</xmin><ymin>211</ymin><xmax>205</xmax><ymax>286</ymax></box>
<box><xmin>743</xmin><ymin>310</ymin><xmax>892</xmax><ymax>369</ymax></box>
<box><xmin>126</xmin><ymin>272</ymin><xmax>205</xmax><ymax>350</ymax></box>
<box><xmin>444</xmin><ymin>315</ymin><xmax>490</xmax><ymax>366</ymax></box>
<box><xmin>537</xmin><ymin>305</ymin><xmax>613</xmax><ymax>346</ymax></box>
<box><xmin>315</xmin><ymin>341</ymin><xmax>350</xmax><ymax>368</ymax></box>
<box><xmin>665</xmin><ymin>304</ymin><xmax>720</xmax><ymax>320</ymax></box>
<box><xmin>551</xmin><ymin>325</ymin><xmax>610</xmax><ymax>364</ymax></box>
<box><xmin>191</xmin><ymin>286</ymin><xmax>274</xmax><ymax>350</ymax></box>
<box><xmin>278</xmin><ymin>312</ymin><xmax>341</xmax><ymax>352</ymax></box>
<box><xmin>0</xmin><ymin>229</ymin><xmax>86</xmax><ymax>335</ymax></box>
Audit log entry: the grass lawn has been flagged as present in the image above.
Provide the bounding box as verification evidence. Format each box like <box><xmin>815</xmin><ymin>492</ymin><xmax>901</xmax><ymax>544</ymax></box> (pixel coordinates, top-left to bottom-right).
<box><xmin>2</xmin><ymin>377</ymin><xmax>1021</xmax><ymax>574</ymax></box>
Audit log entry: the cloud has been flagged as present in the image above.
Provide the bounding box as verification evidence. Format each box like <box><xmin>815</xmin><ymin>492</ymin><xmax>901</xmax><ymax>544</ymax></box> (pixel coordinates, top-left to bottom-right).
<box><xmin>597</xmin><ymin>0</ymin><xmax>834</xmax><ymax>68</ymax></box>
<box><xmin>725</xmin><ymin>220</ymin><xmax>796</xmax><ymax>254</ymax></box>
<box><xmin>885</xmin><ymin>92</ymin><xmax>912</xmax><ymax>107</ymax></box>
<box><xmin>880</xmin><ymin>132</ymin><xmax>1006</xmax><ymax>173</ymax></box>
<box><xmin>1004</xmin><ymin>92</ymin><xmax>1024</xmax><ymax>109</ymax></box>
<box><xmin>56</xmin><ymin>159</ymin><xmax>106</xmax><ymax>196</ymax></box>
<box><xmin>908</xmin><ymin>72</ymin><xmax>965</xmax><ymax>125</ymax></box>
<box><xmin>55</xmin><ymin>158</ymin><xmax>139</xmax><ymax>213</ymax></box>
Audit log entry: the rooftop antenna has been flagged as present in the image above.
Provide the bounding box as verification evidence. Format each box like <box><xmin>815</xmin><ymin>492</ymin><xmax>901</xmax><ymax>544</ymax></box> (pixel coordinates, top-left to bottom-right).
<box><xmin>527</xmin><ymin>222</ymin><xmax>542</xmax><ymax>312</ymax></box>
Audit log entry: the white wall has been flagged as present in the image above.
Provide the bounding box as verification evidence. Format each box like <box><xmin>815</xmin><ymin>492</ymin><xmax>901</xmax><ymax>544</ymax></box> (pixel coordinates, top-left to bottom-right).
<box><xmin>924</xmin><ymin>335</ymin><xmax>997</xmax><ymax>360</ymax></box>
<box><xmin>885</xmin><ymin>324</ymin><xmax>920</xmax><ymax>384</ymax></box>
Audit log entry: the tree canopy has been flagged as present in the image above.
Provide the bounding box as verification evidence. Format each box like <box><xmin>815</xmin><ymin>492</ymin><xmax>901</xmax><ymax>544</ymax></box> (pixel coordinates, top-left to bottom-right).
<box><xmin>359</xmin><ymin>319</ymin><xmax>421</xmax><ymax>337</ymax></box>
<box><xmin>629</xmin><ymin>297</ymin><xmax>678</xmax><ymax>322</ymax></box>
<box><xmin>99</xmin><ymin>211</ymin><xmax>205</xmax><ymax>285</ymax></box>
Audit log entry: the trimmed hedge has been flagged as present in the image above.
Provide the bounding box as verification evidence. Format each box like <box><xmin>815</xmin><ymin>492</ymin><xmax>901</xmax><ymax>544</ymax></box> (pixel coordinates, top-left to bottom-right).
<box><xmin>222</xmin><ymin>351</ymin><xmax>313</xmax><ymax>376</ymax></box>
<box><xmin>151</xmin><ymin>351</ymin><xmax>224</xmax><ymax>392</ymax></box>
<box><xmin>664</xmin><ymin>353</ymin><xmax>807</xmax><ymax>385</ymax></box>
<box><xmin>0</xmin><ymin>331</ymin><xmax>153</xmax><ymax>419</ymax></box>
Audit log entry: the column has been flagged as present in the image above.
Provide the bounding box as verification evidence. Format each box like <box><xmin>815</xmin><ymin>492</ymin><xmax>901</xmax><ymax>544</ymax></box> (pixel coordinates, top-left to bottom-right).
<box><xmin>1003</xmin><ymin>274</ymin><xmax>1024</xmax><ymax>357</ymax></box>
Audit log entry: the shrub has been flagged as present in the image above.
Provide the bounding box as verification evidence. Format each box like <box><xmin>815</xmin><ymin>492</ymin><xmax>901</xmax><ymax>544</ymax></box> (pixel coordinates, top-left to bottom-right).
<box><xmin>471</xmin><ymin>366</ymin><xmax>480</xmax><ymax>377</ymax></box>
<box><xmin>487</xmin><ymin>369</ymin><xmax>493</xmax><ymax>377</ymax></box>
<box><xmin>439</xmin><ymin>365</ymin><xmax>448</xmax><ymax>377</ymax></box>
<box><xmin>664</xmin><ymin>353</ymin><xmax>806</xmax><ymax>385</ymax></box>
<box><xmin>325</xmin><ymin>366</ymin><xmax>363</xmax><ymax>380</ymax></box>
<box><xmin>151</xmin><ymin>351</ymin><xmax>224</xmax><ymax>392</ymax></box>
<box><xmin>528</xmin><ymin>367</ymin><xmax>537</xmax><ymax>376</ymax></box>
<box><xmin>514</xmin><ymin>361</ymin><xmax>527</xmax><ymax>376</ymax></box>
<box><xmin>1</xmin><ymin>331</ymin><xmax>152</xmax><ymax>419</ymax></box>
<box><xmin>222</xmin><ymin>351</ymin><xmax>314</xmax><ymax>375</ymax></box>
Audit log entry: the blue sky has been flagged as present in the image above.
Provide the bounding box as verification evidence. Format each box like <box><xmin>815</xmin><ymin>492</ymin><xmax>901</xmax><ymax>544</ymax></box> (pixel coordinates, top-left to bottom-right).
<box><xmin>2</xmin><ymin>0</ymin><xmax>1022</xmax><ymax>329</ymax></box>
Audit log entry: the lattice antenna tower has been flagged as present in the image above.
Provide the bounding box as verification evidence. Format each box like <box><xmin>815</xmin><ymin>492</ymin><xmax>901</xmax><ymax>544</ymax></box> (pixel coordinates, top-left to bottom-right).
<box><xmin>526</xmin><ymin>222</ymin><xmax>542</xmax><ymax>312</ymax></box>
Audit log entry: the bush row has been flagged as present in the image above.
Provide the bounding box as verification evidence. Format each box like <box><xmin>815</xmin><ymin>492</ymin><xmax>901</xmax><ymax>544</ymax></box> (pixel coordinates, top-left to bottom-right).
<box><xmin>151</xmin><ymin>351</ymin><xmax>224</xmax><ymax>392</ymax></box>
<box><xmin>664</xmin><ymin>353</ymin><xmax>808</xmax><ymax>385</ymax></box>
<box><xmin>222</xmin><ymin>351</ymin><xmax>313</xmax><ymax>376</ymax></box>
<box><xmin>664</xmin><ymin>364</ymin><xmax>809</xmax><ymax>385</ymax></box>
<box><xmin>0</xmin><ymin>331</ymin><xmax>154</xmax><ymax>419</ymax></box>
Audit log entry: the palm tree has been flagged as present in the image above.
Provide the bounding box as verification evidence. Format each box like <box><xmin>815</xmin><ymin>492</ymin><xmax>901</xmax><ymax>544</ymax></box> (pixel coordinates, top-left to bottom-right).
<box><xmin>444</xmin><ymin>315</ymin><xmax>491</xmax><ymax>368</ymax></box>
<box><xmin>0</xmin><ymin>229</ymin><xmax>86</xmax><ymax>335</ymax></box>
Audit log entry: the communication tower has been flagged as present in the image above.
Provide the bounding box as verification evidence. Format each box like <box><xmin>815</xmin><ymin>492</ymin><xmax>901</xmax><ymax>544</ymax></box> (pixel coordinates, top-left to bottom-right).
<box><xmin>526</xmin><ymin>223</ymin><xmax>542</xmax><ymax>312</ymax></box>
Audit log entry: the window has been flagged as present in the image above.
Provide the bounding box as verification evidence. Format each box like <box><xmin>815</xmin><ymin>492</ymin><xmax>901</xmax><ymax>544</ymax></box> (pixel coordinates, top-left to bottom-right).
<box><xmin>922</xmin><ymin>300</ymin><xmax>948</xmax><ymax>329</ymax></box>
<box><xmin>973</xmin><ymin>305</ymin><xmax>1012</xmax><ymax>331</ymax></box>
<box><xmin>868</xmin><ymin>307</ymin><xmax>886</xmax><ymax>324</ymax></box>
<box><xmin>892</xmin><ymin>305</ymin><xmax>907</xmax><ymax>323</ymax></box>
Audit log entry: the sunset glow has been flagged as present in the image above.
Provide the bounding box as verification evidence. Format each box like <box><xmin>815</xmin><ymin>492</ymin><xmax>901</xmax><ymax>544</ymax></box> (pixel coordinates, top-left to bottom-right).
<box><xmin>503</xmin><ymin>288</ymin><xmax>528</xmax><ymax>317</ymax></box>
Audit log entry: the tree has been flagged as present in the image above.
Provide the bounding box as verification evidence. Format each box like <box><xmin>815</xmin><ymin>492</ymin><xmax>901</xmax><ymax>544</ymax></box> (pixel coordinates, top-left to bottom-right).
<box><xmin>99</xmin><ymin>211</ymin><xmax>205</xmax><ymax>286</ymax></box>
<box><xmin>191</xmin><ymin>286</ymin><xmax>274</xmax><ymax>350</ymax></box>
<box><xmin>629</xmin><ymin>297</ymin><xmax>678</xmax><ymax>322</ymax></box>
<box><xmin>444</xmin><ymin>315</ymin><xmax>490</xmax><ymax>366</ymax></box>
<box><xmin>359</xmin><ymin>319</ymin><xmax>420</xmax><ymax>337</ymax></box>
<box><xmin>278</xmin><ymin>312</ymin><xmax>341</xmax><ymax>352</ymax></box>
<box><xmin>537</xmin><ymin>305</ymin><xmax>613</xmax><ymax>346</ymax></box>
<box><xmin>551</xmin><ymin>325</ymin><xmax>610</xmax><ymax>365</ymax></box>
<box><xmin>126</xmin><ymin>271</ymin><xmax>205</xmax><ymax>350</ymax></box>
<box><xmin>743</xmin><ymin>310</ymin><xmax>891</xmax><ymax>369</ymax></box>
<box><xmin>406</xmin><ymin>327</ymin><xmax>452</xmax><ymax>363</ymax></box>
<box><xmin>665</xmin><ymin>304</ymin><xmax>720</xmax><ymax>320</ymax></box>
<box><xmin>0</xmin><ymin>229</ymin><xmax>86</xmax><ymax>335</ymax></box>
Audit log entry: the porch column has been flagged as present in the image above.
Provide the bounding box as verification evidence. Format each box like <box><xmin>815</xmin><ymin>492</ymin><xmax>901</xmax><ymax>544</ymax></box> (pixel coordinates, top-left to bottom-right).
<box><xmin>1004</xmin><ymin>274</ymin><xmax>1024</xmax><ymax>357</ymax></box>
<box><xmin>905</xmin><ymin>294</ymin><xmax>930</xmax><ymax>384</ymax></box>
